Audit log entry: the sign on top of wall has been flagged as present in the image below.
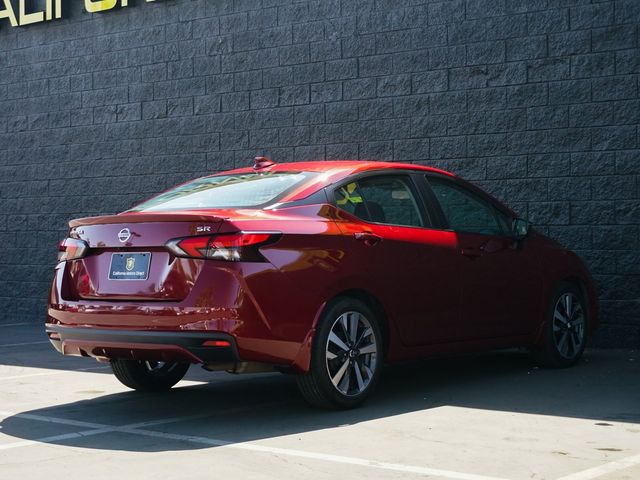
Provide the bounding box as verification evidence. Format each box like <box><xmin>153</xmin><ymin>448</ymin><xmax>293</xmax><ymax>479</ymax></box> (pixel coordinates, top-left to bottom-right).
<box><xmin>0</xmin><ymin>0</ymin><xmax>156</xmax><ymax>27</ymax></box>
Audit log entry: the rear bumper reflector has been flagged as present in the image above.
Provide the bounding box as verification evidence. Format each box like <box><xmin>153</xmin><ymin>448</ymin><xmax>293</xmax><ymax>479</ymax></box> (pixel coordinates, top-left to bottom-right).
<box><xmin>202</xmin><ymin>340</ymin><xmax>231</xmax><ymax>347</ymax></box>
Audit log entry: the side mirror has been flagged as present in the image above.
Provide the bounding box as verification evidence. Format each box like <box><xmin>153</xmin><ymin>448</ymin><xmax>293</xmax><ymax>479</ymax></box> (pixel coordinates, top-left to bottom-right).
<box><xmin>512</xmin><ymin>218</ymin><xmax>530</xmax><ymax>239</ymax></box>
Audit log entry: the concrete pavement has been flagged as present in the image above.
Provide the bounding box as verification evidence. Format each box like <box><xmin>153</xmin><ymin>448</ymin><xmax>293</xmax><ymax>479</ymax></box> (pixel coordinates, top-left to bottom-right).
<box><xmin>1</xmin><ymin>322</ymin><xmax>638</xmax><ymax>480</ymax></box>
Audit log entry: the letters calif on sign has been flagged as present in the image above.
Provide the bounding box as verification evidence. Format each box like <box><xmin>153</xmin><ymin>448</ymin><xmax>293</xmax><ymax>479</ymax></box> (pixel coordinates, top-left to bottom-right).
<box><xmin>0</xmin><ymin>0</ymin><xmax>157</xmax><ymax>27</ymax></box>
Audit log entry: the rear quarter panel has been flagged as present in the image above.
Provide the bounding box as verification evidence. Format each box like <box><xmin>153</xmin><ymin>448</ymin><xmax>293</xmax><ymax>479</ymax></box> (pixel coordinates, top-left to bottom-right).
<box><xmin>233</xmin><ymin>204</ymin><xmax>376</xmax><ymax>330</ymax></box>
<box><xmin>233</xmin><ymin>204</ymin><xmax>401</xmax><ymax>370</ymax></box>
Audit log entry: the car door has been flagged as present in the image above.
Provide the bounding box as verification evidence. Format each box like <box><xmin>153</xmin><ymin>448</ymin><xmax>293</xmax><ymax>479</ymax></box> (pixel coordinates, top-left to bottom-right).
<box><xmin>332</xmin><ymin>173</ymin><xmax>463</xmax><ymax>346</ymax></box>
<box><xmin>425</xmin><ymin>175</ymin><xmax>543</xmax><ymax>340</ymax></box>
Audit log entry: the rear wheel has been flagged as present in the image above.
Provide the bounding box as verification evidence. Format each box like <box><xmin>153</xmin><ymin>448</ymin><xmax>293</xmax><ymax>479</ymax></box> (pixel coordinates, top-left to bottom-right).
<box><xmin>111</xmin><ymin>359</ymin><xmax>189</xmax><ymax>392</ymax></box>
<box><xmin>296</xmin><ymin>297</ymin><xmax>383</xmax><ymax>409</ymax></box>
<box><xmin>533</xmin><ymin>282</ymin><xmax>587</xmax><ymax>368</ymax></box>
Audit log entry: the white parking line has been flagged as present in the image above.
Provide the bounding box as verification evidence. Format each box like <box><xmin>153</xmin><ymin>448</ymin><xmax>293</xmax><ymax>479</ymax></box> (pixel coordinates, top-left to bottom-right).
<box><xmin>0</xmin><ymin>408</ymin><xmax>509</xmax><ymax>480</ymax></box>
<box><xmin>0</xmin><ymin>400</ymin><xmax>289</xmax><ymax>437</ymax></box>
<box><xmin>0</xmin><ymin>424</ymin><xmax>116</xmax><ymax>452</ymax></box>
<box><xmin>0</xmin><ymin>412</ymin><xmax>108</xmax><ymax>430</ymax></box>
<box><xmin>119</xmin><ymin>401</ymin><xmax>291</xmax><ymax>430</ymax></box>
<box><xmin>0</xmin><ymin>341</ymin><xmax>50</xmax><ymax>348</ymax></box>
<box><xmin>0</xmin><ymin>402</ymin><xmax>286</xmax><ymax>452</ymax></box>
<box><xmin>0</xmin><ymin>366</ymin><xmax>109</xmax><ymax>381</ymax></box>
<box><xmin>126</xmin><ymin>427</ymin><xmax>511</xmax><ymax>480</ymax></box>
<box><xmin>556</xmin><ymin>453</ymin><xmax>640</xmax><ymax>480</ymax></box>
<box><xmin>0</xmin><ymin>428</ymin><xmax>118</xmax><ymax>452</ymax></box>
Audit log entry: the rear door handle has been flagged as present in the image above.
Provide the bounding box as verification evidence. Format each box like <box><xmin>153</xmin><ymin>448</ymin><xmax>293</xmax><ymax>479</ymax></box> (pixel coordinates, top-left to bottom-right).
<box><xmin>354</xmin><ymin>232</ymin><xmax>382</xmax><ymax>247</ymax></box>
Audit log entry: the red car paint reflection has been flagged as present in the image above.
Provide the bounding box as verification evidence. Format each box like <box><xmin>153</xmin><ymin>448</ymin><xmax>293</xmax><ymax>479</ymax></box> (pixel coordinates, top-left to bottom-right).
<box><xmin>47</xmin><ymin>160</ymin><xmax>598</xmax><ymax>375</ymax></box>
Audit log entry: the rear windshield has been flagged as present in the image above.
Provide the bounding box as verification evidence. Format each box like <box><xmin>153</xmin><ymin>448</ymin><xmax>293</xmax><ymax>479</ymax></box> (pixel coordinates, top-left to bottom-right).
<box><xmin>130</xmin><ymin>172</ymin><xmax>313</xmax><ymax>212</ymax></box>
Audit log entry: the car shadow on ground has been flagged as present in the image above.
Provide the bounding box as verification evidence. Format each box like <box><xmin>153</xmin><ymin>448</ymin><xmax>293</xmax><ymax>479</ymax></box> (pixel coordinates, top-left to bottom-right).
<box><xmin>0</xmin><ymin>323</ymin><xmax>105</xmax><ymax>373</ymax></box>
<box><xmin>1</xmin><ymin>348</ymin><xmax>638</xmax><ymax>453</ymax></box>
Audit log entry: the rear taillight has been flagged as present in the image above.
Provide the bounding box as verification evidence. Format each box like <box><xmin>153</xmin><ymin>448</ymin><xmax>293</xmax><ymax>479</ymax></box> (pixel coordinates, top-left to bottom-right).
<box><xmin>166</xmin><ymin>232</ymin><xmax>280</xmax><ymax>262</ymax></box>
<box><xmin>58</xmin><ymin>238</ymin><xmax>89</xmax><ymax>261</ymax></box>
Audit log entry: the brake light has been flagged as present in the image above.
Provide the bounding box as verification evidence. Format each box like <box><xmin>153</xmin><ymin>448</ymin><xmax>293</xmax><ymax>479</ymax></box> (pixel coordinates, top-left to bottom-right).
<box><xmin>166</xmin><ymin>232</ymin><xmax>280</xmax><ymax>262</ymax></box>
<box><xmin>58</xmin><ymin>238</ymin><xmax>89</xmax><ymax>261</ymax></box>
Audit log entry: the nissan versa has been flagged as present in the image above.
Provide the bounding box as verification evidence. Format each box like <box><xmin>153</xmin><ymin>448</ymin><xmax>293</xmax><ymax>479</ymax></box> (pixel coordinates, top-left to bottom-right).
<box><xmin>47</xmin><ymin>159</ymin><xmax>597</xmax><ymax>408</ymax></box>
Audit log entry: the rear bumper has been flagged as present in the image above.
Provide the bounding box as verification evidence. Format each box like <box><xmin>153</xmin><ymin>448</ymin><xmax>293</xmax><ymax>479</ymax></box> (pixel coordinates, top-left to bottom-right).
<box><xmin>45</xmin><ymin>324</ymin><xmax>238</xmax><ymax>364</ymax></box>
<box><xmin>48</xmin><ymin>254</ymin><xmax>321</xmax><ymax>371</ymax></box>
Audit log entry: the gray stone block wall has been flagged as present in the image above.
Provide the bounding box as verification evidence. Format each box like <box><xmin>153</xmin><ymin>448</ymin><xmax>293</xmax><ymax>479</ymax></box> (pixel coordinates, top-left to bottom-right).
<box><xmin>0</xmin><ymin>0</ymin><xmax>638</xmax><ymax>346</ymax></box>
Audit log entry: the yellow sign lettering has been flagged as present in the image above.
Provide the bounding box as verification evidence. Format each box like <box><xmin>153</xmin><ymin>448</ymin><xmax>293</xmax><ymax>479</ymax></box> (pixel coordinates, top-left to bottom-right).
<box><xmin>20</xmin><ymin>0</ymin><xmax>44</xmax><ymax>26</ymax></box>
<box><xmin>0</xmin><ymin>0</ymin><xmax>18</xmax><ymax>27</ymax></box>
<box><xmin>84</xmin><ymin>0</ymin><xmax>118</xmax><ymax>13</ymax></box>
<box><xmin>0</xmin><ymin>0</ymin><xmax>157</xmax><ymax>27</ymax></box>
<box><xmin>84</xmin><ymin>0</ymin><xmax>155</xmax><ymax>13</ymax></box>
<box><xmin>45</xmin><ymin>0</ymin><xmax>62</xmax><ymax>21</ymax></box>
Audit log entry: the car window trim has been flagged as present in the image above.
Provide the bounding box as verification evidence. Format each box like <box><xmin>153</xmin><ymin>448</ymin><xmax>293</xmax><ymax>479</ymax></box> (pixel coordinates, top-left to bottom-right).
<box><xmin>423</xmin><ymin>173</ymin><xmax>514</xmax><ymax>238</ymax></box>
<box><xmin>328</xmin><ymin>171</ymin><xmax>433</xmax><ymax>229</ymax></box>
<box><xmin>412</xmin><ymin>174</ymin><xmax>449</xmax><ymax>229</ymax></box>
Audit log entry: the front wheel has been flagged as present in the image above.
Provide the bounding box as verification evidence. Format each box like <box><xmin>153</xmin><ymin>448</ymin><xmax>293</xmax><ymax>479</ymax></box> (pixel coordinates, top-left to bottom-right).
<box><xmin>533</xmin><ymin>282</ymin><xmax>588</xmax><ymax>368</ymax></box>
<box><xmin>296</xmin><ymin>297</ymin><xmax>383</xmax><ymax>409</ymax></box>
<box><xmin>111</xmin><ymin>359</ymin><xmax>190</xmax><ymax>392</ymax></box>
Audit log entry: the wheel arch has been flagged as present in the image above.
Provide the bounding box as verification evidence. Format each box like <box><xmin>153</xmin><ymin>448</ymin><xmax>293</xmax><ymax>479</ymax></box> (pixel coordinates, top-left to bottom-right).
<box><xmin>291</xmin><ymin>287</ymin><xmax>392</xmax><ymax>374</ymax></box>
<box><xmin>562</xmin><ymin>276</ymin><xmax>587</xmax><ymax>301</ymax></box>
<box><xmin>560</xmin><ymin>275</ymin><xmax>596</xmax><ymax>333</ymax></box>
<box><xmin>333</xmin><ymin>288</ymin><xmax>391</xmax><ymax>357</ymax></box>
<box><xmin>533</xmin><ymin>274</ymin><xmax>595</xmax><ymax>348</ymax></box>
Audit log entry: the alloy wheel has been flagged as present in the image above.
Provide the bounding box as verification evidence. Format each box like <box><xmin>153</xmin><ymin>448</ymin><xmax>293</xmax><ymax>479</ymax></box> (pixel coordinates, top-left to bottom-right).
<box><xmin>325</xmin><ymin>311</ymin><xmax>378</xmax><ymax>396</ymax></box>
<box><xmin>142</xmin><ymin>361</ymin><xmax>178</xmax><ymax>375</ymax></box>
<box><xmin>552</xmin><ymin>292</ymin><xmax>585</xmax><ymax>359</ymax></box>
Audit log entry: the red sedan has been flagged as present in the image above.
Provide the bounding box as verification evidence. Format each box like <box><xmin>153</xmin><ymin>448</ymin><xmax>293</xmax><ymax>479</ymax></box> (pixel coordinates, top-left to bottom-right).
<box><xmin>48</xmin><ymin>158</ymin><xmax>598</xmax><ymax>408</ymax></box>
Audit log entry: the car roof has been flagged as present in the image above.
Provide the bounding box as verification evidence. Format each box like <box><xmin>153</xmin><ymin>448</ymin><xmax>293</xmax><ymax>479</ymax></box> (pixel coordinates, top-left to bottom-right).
<box><xmin>220</xmin><ymin>160</ymin><xmax>457</xmax><ymax>204</ymax></box>
<box><xmin>224</xmin><ymin>160</ymin><xmax>456</xmax><ymax>177</ymax></box>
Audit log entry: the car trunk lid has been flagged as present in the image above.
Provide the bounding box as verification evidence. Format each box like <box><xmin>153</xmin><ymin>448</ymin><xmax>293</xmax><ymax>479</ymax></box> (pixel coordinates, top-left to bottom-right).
<box><xmin>67</xmin><ymin>212</ymin><xmax>225</xmax><ymax>301</ymax></box>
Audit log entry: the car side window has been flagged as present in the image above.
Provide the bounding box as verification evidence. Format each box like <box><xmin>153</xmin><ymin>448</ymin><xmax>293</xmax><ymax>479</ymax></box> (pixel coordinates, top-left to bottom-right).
<box><xmin>427</xmin><ymin>176</ymin><xmax>509</xmax><ymax>236</ymax></box>
<box><xmin>335</xmin><ymin>176</ymin><xmax>425</xmax><ymax>228</ymax></box>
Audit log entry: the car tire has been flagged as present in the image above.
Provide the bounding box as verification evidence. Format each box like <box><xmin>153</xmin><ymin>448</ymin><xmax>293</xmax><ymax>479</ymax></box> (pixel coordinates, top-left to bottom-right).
<box><xmin>296</xmin><ymin>297</ymin><xmax>383</xmax><ymax>409</ymax></box>
<box><xmin>110</xmin><ymin>359</ymin><xmax>190</xmax><ymax>392</ymax></box>
<box><xmin>533</xmin><ymin>282</ymin><xmax>588</xmax><ymax>368</ymax></box>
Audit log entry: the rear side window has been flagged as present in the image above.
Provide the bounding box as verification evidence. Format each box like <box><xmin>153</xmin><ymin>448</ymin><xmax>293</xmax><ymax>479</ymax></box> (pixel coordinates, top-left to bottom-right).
<box><xmin>427</xmin><ymin>176</ymin><xmax>509</xmax><ymax>235</ymax></box>
<box><xmin>130</xmin><ymin>172</ymin><xmax>313</xmax><ymax>212</ymax></box>
<box><xmin>335</xmin><ymin>175</ymin><xmax>425</xmax><ymax>227</ymax></box>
